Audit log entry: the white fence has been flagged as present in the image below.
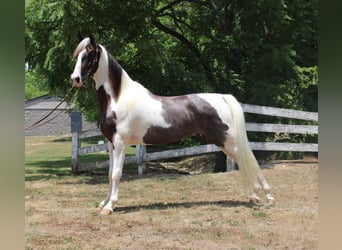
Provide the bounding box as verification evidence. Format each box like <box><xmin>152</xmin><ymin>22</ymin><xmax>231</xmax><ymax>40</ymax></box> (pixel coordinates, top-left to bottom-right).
<box><xmin>71</xmin><ymin>104</ymin><xmax>318</xmax><ymax>174</ymax></box>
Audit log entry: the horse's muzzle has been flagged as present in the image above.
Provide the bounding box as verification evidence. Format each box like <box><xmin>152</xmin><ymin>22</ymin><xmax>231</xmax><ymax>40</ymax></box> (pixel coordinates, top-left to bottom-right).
<box><xmin>71</xmin><ymin>76</ymin><xmax>84</xmax><ymax>88</ymax></box>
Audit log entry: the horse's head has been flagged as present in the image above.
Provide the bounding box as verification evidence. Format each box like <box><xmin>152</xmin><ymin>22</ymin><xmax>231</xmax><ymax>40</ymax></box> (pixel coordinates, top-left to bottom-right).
<box><xmin>70</xmin><ymin>36</ymin><xmax>101</xmax><ymax>87</ymax></box>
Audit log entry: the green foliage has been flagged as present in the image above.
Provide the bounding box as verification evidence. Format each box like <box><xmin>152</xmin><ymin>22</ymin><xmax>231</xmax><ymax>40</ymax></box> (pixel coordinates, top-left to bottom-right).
<box><xmin>25</xmin><ymin>69</ymin><xmax>48</xmax><ymax>100</ymax></box>
<box><xmin>297</xmin><ymin>66</ymin><xmax>318</xmax><ymax>112</ymax></box>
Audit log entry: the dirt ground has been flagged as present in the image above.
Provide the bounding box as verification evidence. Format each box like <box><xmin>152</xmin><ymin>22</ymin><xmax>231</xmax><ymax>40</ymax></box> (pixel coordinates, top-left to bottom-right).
<box><xmin>25</xmin><ymin>162</ymin><xmax>317</xmax><ymax>249</ymax></box>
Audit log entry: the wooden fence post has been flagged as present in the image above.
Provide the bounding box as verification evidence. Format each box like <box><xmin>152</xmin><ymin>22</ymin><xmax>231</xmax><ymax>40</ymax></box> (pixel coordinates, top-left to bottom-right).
<box><xmin>136</xmin><ymin>145</ymin><xmax>146</xmax><ymax>175</ymax></box>
<box><xmin>71</xmin><ymin>132</ymin><xmax>80</xmax><ymax>173</ymax></box>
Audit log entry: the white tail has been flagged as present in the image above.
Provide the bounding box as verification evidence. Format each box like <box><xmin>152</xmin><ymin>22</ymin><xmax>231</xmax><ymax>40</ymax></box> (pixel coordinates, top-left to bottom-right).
<box><xmin>222</xmin><ymin>95</ymin><xmax>270</xmax><ymax>194</ymax></box>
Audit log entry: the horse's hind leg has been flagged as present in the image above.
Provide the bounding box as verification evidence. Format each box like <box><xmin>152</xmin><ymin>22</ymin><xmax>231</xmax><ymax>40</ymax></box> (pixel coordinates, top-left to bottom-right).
<box><xmin>221</xmin><ymin>139</ymin><xmax>274</xmax><ymax>205</ymax></box>
<box><xmin>256</xmin><ymin>170</ymin><xmax>274</xmax><ymax>205</ymax></box>
<box><xmin>220</xmin><ymin>143</ymin><xmax>260</xmax><ymax>202</ymax></box>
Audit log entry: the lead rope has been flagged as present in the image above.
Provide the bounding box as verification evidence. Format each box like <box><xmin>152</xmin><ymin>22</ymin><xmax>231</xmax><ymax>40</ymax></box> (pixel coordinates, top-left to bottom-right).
<box><xmin>25</xmin><ymin>86</ymin><xmax>75</xmax><ymax>131</ymax></box>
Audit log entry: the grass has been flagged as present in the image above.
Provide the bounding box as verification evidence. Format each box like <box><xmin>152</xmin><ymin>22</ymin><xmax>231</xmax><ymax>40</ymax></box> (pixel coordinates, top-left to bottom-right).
<box><xmin>25</xmin><ymin>135</ymin><xmax>136</xmax><ymax>180</ymax></box>
<box><xmin>25</xmin><ymin>135</ymin><xmax>318</xmax><ymax>249</ymax></box>
<box><xmin>25</xmin><ymin>136</ymin><xmax>73</xmax><ymax>181</ymax></box>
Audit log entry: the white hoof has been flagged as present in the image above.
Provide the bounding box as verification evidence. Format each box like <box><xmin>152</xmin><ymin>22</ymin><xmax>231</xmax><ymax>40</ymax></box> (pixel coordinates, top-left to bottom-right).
<box><xmin>97</xmin><ymin>200</ymin><xmax>107</xmax><ymax>212</ymax></box>
<box><xmin>265</xmin><ymin>194</ymin><xmax>275</xmax><ymax>206</ymax></box>
<box><xmin>99</xmin><ymin>207</ymin><xmax>113</xmax><ymax>216</ymax></box>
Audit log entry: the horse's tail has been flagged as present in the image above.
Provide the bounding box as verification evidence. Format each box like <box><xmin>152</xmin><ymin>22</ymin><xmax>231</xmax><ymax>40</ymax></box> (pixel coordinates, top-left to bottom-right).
<box><xmin>222</xmin><ymin>94</ymin><xmax>270</xmax><ymax>194</ymax></box>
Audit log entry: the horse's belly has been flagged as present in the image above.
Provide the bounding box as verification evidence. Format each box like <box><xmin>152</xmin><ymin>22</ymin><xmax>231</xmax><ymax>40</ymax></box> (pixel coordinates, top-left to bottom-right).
<box><xmin>128</xmin><ymin>134</ymin><xmax>145</xmax><ymax>144</ymax></box>
<box><xmin>142</xmin><ymin>123</ymin><xmax>198</xmax><ymax>145</ymax></box>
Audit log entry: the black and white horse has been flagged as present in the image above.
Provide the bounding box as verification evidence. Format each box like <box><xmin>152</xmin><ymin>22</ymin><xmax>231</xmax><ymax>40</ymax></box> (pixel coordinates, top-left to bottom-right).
<box><xmin>71</xmin><ymin>37</ymin><xmax>274</xmax><ymax>215</ymax></box>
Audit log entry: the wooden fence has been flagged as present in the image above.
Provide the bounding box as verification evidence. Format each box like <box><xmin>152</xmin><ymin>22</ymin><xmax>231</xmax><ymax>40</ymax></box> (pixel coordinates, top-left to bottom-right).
<box><xmin>71</xmin><ymin>104</ymin><xmax>318</xmax><ymax>174</ymax></box>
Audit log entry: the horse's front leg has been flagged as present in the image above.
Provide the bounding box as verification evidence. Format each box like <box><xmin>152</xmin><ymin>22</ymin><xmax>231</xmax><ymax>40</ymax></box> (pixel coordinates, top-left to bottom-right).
<box><xmin>97</xmin><ymin>141</ymin><xmax>114</xmax><ymax>211</ymax></box>
<box><xmin>99</xmin><ymin>135</ymin><xmax>127</xmax><ymax>215</ymax></box>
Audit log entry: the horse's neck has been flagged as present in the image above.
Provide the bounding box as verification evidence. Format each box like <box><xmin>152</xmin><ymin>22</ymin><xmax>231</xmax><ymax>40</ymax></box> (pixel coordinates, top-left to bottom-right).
<box><xmin>94</xmin><ymin>46</ymin><xmax>147</xmax><ymax>102</ymax></box>
<box><xmin>95</xmin><ymin>72</ymin><xmax>141</xmax><ymax>99</ymax></box>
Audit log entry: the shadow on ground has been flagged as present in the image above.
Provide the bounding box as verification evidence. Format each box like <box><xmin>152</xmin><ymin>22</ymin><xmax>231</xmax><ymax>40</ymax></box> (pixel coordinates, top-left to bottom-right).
<box><xmin>25</xmin><ymin>158</ymin><xmax>191</xmax><ymax>183</ymax></box>
<box><xmin>113</xmin><ymin>199</ymin><xmax>253</xmax><ymax>214</ymax></box>
<box><xmin>25</xmin><ymin>157</ymin><xmax>72</xmax><ymax>181</ymax></box>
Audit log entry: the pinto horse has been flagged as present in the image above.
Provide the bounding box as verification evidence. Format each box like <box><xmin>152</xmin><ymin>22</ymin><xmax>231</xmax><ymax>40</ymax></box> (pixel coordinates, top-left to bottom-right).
<box><xmin>71</xmin><ymin>37</ymin><xmax>274</xmax><ymax>215</ymax></box>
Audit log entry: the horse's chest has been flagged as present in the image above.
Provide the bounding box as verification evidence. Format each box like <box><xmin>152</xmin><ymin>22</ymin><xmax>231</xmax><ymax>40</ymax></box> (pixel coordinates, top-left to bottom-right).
<box><xmin>99</xmin><ymin>110</ymin><xmax>116</xmax><ymax>142</ymax></box>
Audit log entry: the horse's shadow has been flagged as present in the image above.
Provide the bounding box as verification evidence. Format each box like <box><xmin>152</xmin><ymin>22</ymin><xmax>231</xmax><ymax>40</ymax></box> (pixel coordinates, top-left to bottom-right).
<box><xmin>113</xmin><ymin>199</ymin><xmax>253</xmax><ymax>214</ymax></box>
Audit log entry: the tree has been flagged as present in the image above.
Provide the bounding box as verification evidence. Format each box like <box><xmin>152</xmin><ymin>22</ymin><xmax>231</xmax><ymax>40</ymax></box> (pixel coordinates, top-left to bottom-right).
<box><xmin>25</xmin><ymin>0</ymin><xmax>318</xmax><ymax>122</ymax></box>
<box><xmin>25</xmin><ymin>69</ymin><xmax>48</xmax><ymax>100</ymax></box>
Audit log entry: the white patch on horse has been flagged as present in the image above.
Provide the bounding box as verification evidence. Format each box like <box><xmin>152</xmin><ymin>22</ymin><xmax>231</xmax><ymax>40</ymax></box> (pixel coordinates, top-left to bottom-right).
<box><xmin>123</xmin><ymin>83</ymin><xmax>171</xmax><ymax>144</ymax></box>
<box><xmin>70</xmin><ymin>49</ymin><xmax>86</xmax><ymax>85</ymax></box>
<box><xmin>73</xmin><ymin>38</ymin><xmax>91</xmax><ymax>58</ymax></box>
<box><xmin>197</xmin><ymin>93</ymin><xmax>233</xmax><ymax>127</ymax></box>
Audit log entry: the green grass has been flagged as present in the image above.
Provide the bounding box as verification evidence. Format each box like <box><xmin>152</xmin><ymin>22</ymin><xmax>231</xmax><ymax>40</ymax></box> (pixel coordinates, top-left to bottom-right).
<box><xmin>251</xmin><ymin>205</ymin><xmax>268</xmax><ymax>218</ymax></box>
<box><xmin>25</xmin><ymin>135</ymin><xmax>136</xmax><ymax>181</ymax></box>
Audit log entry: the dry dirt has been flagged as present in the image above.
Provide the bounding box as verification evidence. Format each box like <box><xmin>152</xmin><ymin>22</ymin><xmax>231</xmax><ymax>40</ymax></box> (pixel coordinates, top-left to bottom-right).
<box><xmin>25</xmin><ymin>162</ymin><xmax>317</xmax><ymax>249</ymax></box>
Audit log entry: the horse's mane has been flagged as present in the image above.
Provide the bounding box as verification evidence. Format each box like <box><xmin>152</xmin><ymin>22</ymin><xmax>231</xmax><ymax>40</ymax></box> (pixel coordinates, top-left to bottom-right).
<box><xmin>73</xmin><ymin>38</ymin><xmax>91</xmax><ymax>58</ymax></box>
<box><xmin>106</xmin><ymin>51</ymin><xmax>123</xmax><ymax>101</ymax></box>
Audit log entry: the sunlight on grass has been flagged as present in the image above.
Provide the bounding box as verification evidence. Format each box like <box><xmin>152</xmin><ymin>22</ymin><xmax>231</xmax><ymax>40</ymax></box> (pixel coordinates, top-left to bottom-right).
<box><xmin>25</xmin><ymin>135</ymin><xmax>136</xmax><ymax>180</ymax></box>
<box><xmin>25</xmin><ymin>136</ymin><xmax>73</xmax><ymax>180</ymax></box>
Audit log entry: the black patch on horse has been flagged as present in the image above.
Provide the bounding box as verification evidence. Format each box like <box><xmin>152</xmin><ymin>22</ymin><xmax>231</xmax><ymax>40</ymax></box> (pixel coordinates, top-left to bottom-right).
<box><xmin>96</xmin><ymin>86</ymin><xmax>116</xmax><ymax>142</ymax></box>
<box><xmin>143</xmin><ymin>94</ymin><xmax>229</xmax><ymax>147</ymax></box>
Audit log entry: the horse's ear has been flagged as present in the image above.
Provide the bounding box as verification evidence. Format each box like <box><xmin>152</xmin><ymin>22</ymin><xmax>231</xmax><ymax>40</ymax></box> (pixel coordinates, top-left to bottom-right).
<box><xmin>89</xmin><ymin>35</ymin><xmax>96</xmax><ymax>47</ymax></box>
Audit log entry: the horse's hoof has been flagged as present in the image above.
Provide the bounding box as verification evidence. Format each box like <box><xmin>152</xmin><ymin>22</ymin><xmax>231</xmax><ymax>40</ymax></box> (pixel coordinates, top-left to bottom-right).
<box><xmin>99</xmin><ymin>208</ymin><xmax>113</xmax><ymax>216</ymax></box>
<box><xmin>249</xmin><ymin>194</ymin><xmax>261</xmax><ymax>204</ymax></box>
<box><xmin>265</xmin><ymin>194</ymin><xmax>275</xmax><ymax>206</ymax></box>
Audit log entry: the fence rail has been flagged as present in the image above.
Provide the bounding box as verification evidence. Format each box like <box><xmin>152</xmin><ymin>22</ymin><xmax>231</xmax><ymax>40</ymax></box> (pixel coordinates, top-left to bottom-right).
<box><xmin>71</xmin><ymin>104</ymin><xmax>318</xmax><ymax>173</ymax></box>
<box><xmin>241</xmin><ymin>104</ymin><xmax>318</xmax><ymax>121</ymax></box>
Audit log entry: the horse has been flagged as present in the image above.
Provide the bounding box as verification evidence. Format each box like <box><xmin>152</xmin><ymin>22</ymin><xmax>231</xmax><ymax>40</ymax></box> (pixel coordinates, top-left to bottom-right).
<box><xmin>70</xmin><ymin>36</ymin><xmax>274</xmax><ymax>215</ymax></box>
